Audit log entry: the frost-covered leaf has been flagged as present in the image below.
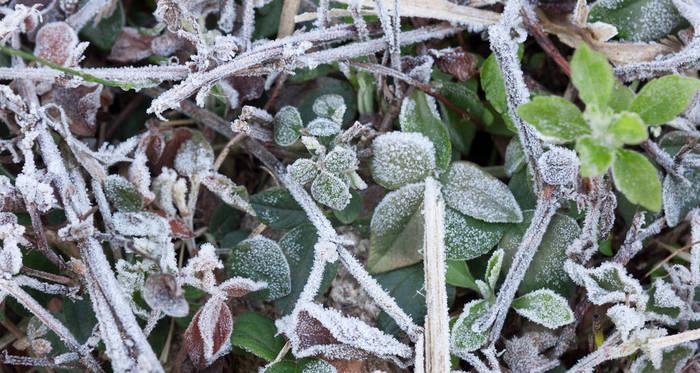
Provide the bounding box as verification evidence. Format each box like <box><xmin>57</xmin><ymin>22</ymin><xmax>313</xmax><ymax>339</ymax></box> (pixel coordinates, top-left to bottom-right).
<box><xmin>263</xmin><ymin>359</ymin><xmax>337</xmax><ymax>373</ymax></box>
<box><xmin>442</xmin><ymin>162</ymin><xmax>523</xmax><ymax>223</ymax></box>
<box><xmin>312</xmin><ymin>94</ymin><xmax>346</xmax><ymax>124</ymax></box>
<box><xmin>663</xmin><ymin>167</ymin><xmax>700</xmax><ymax>227</ymax></box>
<box><xmin>250</xmin><ymin>188</ymin><xmax>310</xmax><ymax>229</ymax></box>
<box><xmin>589</xmin><ymin>0</ymin><xmax>685</xmax><ymax>42</ymax></box>
<box><xmin>501</xmin><ymin>212</ymin><xmax>580</xmax><ymax>295</ymax></box>
<box><xmin>517</xmin><ymin>96</ymin><xmax>590</xmax><ymax>142</ymax></box>
<box><xmin>630</xmin><ymin>343</ymin><xmax>696</xmax><ymax>373</ymax></box>
<box><xmin>79</xmin><ymin>0</ymin><xmax>125</xmax><ymax>50</ymax></box>
<box><xmin>485</xmin><ymin>249</ymin><xmax>504</xmax><ymax>290</ymax></box>
<box><xmin>275</xmin><ymin>224</ymin><xmax>337</xmax><ymax>315</ymax></box>
<box><xmin>113</xmin><ymin>211</ymin><xmax>170</xmax><ymax>238</ymax></box>
<box><xmin>400</xmin><ymin>91</ymin><xmax>452</xmax><ymax>171</ymax></box>
<box><xmin>612</xmin><ymin>149</ymin><xmax>661</xmax><ymax>212</ymax></box>
<box><xmin>174</xmin><ymin>132</ymin><xmax>214</xmax><ymax>177</ymax></box>
<box><xmin>288</xmin><ymin>158</ymin><xmax>319</xmax><ymax>184</ymax></box>
<box><xmin>607</xmin><ymin>304</ymin><xmax>645</xmax><ymax>341</ymax></box>
<box><xmin>310</xmin><ymin>171</ymin><xmax>351</xmax><ymax>211</ymax></box>
<box><xmin>323</xmin><ymin>146</ymin><xmax>358</xmax><ymax>174</ymax></box>
<box><xmin>607</xmin><ymin>112</ymin><xmax>648</xmax><ymax>146</ymax></box>
<box><xmin>537</xmin><ymin>146</ymin><xmax>580</xmax><ymax>186</ymax></box>
<box><xmin>444</xmin><ymin>207</ymin><xmax>505</xmax><ymax>260</ymax></box>
<box><xmin>142</xmin><ymin>273</ymin><xmax>188</xmax><ymax>317</ymax></box>
<box><xmin>104</xmin><ymin>174</ymin><xmax>143</xmax><ymax>212</ymax></box>
<box><xmin>630</xmin><ymin>75</ymin><xmax>700</xmax><ymax>126</ymax></box>
<box><xmin>368</xmin><ymin>183</ymin><xmax>424</xmax><ymax>273</ymax></box>
<box><xmin>231</xmin><ymin>312</ymin><xmax>285</xmax><ymax>361</ymax></box>
<box><xmin>183</xmin><ymin>298</ymin><xmax>233</xmax><ymax>369</ymax></box>
<box><xmin>34</xmin><ymin>22</ymin><xmax>79</xmax><ymax>65</ymax></box>
<box><xmin>450</xmin><ymin>299</ymin><xmax>489</xmax><ymax>353</ymax></box>
<box><xmin>512</xmin><ymin>289</ymin><xmax>574</xmax><ymax>329</ymax></box>
<box><xmin>201</xmin><ymin>172</ymin><xmax>254</xmax><ymax>215</ymax></box>
<box><xmin>370</xmin><ymin>132</ymin><xmax>436</xmax><ymax>190</ymax></box>
<box><xmin>332</xmin><ymin>190</ymin><xmax>361</xmax><ymax>224</ymax></box>
<box><xmin>275</xmin><ymin>303</ymin><xmax>412</xmax><ymax>367</ymax></box>
<box><xmin>571</xmin><ymin>43</ymin><xmax>614</xmax><ymax>109</ymax></box>
<box><xmin>566</xmin><ymin>261</ymin><xmax>645</xmax><ymax>305</ymax></box>
<box><xmin>576</xmin><ymin>136</ymin><xmax>615</xmax><ymax>177</ymax></box>
<box><xmin>227</xmin><ymin>236</ymin><xmax>291</xmax><ymax>300</ymax></box>
<box><xmin>645</xmin><ymin>279</ymin><xmax>685</xmax><ymax>323</ymax></box>
<box><xmin>505</xmin><ymin>139</ymin><xmax>526</xmax><ymax>177</ymax></box>
<box><xmin>274</xmin><ymin>106</ymin><xmax>304</xmax><ymax>146</ymax></box>
<box><xmin>307</xmin><ymin>118</ymin><xmax>341</xmax><ymax>137</ymax></box>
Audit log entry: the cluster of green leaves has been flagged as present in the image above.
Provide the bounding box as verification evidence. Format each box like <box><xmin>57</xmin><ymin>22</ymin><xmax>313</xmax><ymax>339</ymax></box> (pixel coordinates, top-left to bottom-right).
<box><xmin>518</xmin><ymin>44</ymin><xmax>700</xmax><ymax>211</ymax></box>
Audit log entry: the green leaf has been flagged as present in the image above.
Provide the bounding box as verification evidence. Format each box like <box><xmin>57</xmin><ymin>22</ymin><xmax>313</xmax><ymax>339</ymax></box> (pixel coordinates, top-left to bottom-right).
<box><xmin>589</xmin><ymin>0</ymin><xmax>685</xmax><ymax>42</ymax></box>
<box><xmin>400</xmin><ymin>91</ymin><xmax>452</xmax><ymax>171</ymax></box>
<box><xmin>253</xmin><ymin>0</ymin><xmax>283</xmax><ymax>39</ymax></box>
<box><xmin>485</xmin><ymin>249</ymin><xmax>504</xmax><ymax>290</ymax></box>
<box><xmin>288</xmin><ymin>158</ymin><xmax>318</xmax><ymax>184</ymax></box>
<box><xmin>370</xmin><ymin>132</ymin><xmax>436</xmax><ymax>190</ymax></box>
<box><xmin>612</xmin><ymin>149</ymin><xmax>662</xmax><ymax>211</ymax></box>
<box><xmin>631</xmin><ymin>343</ymin><xmax>695</xmax><ymax>373</ymax></box>
<box><xmin>607</xmin><ymin>81</ymin><xmax>636</xmax><ymax>112</ymax></box>
<box><xmin>436</xmin><ymin>81</ymin><xmax>491</xmax><ymax>155</ymax></box>
<box><xmin>79</xmin><ymin>0</ymin><xmax>124</xmax><ymax>50</ymax></box>
<box><xmin>446</xmin><ymin>260</ymin><xmax>478</xmax><ymax>290</ymax></box>
<box><xmin>500</xmin><ymin>212</ymin><xmax>580</xmax><ymax>296</ymax></box>
<box><xmin>310</xmin><ymin>171</ymin><xmax>351</xmax><ymax>211</ymax></box>
<box><xmin>368</xmin><ymin>183</ymin><xmax>424</xmax><ymax>273</ymax></box>
<box><xmin>104</xmin><ymin>175</ymin><xmax>143</xmax><ymax>212</ymax></box>
<box><xmin>274</xmin><ymin>106</ymin><xmax>304</xmax><ymax>146</ymax></box>
<box><xmin>275</xmin><ymin>224</ymin><xmax>337</xmax><ymax>315</ymax></box>
<box><xmin>209</xmin><ymin>204</ymin><xmax>241</xmax><ymax>240</ymax></box>
<box><xmin>313</xmin><ymin>94</ymin><xmax>346</xmax><ymax>124</ymax></box>
<box><xmin>575</xmin><ymin>136</ymin><xmax>615</xmax><ymax>177</ymax></box>
<box><xmin>250</xmin><ymin>188</ymin><xmax>310</xmax><ymax>229</ymax></box>
<box><xmin>663</xmin><ymin>169</ymin><xmax>700</xmax><ymax>227</ymax></box>
<box><xmin>512</xmin><ymin>289</ymin><xmax>574</xmax><ymax>329</ymax></box>
<box><xmin>450</xmin><ymin>299</ymin><xmax>489</xmax><ymax>353</ymax></box>
<box><xmin>517</xmin><ymin>96</ymin><xmax>590</xmax><ymax>142</ymax></box>
<box><xmin>444</xmin><ymin>207</ymin><xmax>506</xmax><ymax>260</ymax></box>
<box><xmin>228</xmin><ymin>236</ymin><xmax>291</xmax><ymax>300</ymax></box>
<box><xmin>333</xmin><ymin>189</ymin><xmax>362</xmax><ymax>224</ymax></box>
<box><xmin>442</xmin><ymin>162</ymin><xmax>523</xmax><ymax>223</ymax></box>
<box><xmin>263</xmin><ymin>359</ymin><xmax>336</xmax><ymax>373</ymax></box>
<box><xmin>630</xmin><ymin>75</ymin><xmax>700</xmax><ymax>126</ymax></box>
<box><xmin>480</xmin><ymin>54</ymin><xmax>508</xmax><ymax>115</ymax></box>
<box><xmin>606</xmin><ymin>112</ymin><xmax>648</xmax><ymax>145</ymax></box>
<box><xmin>570</xmin><ymin>43</ymin><xmax>614</xmax><ymax>109</ymax></box>
<box><xmin>504</xmin><ymin>139</ymin><xmax>526</xmax><ymax>177</ymax></box>
<box><xmin>231</xmin><ymin>312</ymin><xmax>286</xmax><ymax>361</ymax></box>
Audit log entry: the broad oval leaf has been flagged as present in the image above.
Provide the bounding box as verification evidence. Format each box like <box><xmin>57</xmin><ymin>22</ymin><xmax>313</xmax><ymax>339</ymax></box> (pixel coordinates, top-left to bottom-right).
<box><xmin>512</xmin><ymin>289</ymin><xmax>574</xmax><ymax>329</ymax></box>
<box><xmin>400</xmin><ymin>91</ymin><xmax>452</xmax><ymax>171</ymax></box>
<box><xmin>663</xmin><ymin>166</ymin><xmax>700</xmax><ymax>227</ymax></box>
<box><xmin>310</xmin><ymin>171</ymin><xmax>351</xmax><ymax>211</ymax></box>
<box><xmin>576</xmin><ymin>136</ymin><xmax>615</xmax><ymax>177</ymax></box>
<box><xmin>630</xmin><ymin>75</ymin><xmax>700</xmax><ymax>126</ymax></box>
<box><xmin>274</xmin><ymin>106</ymin><xmax>304</xmax><ymax>146</ymax></box>
<box><xmin>589</xmin><ymin>0</ymin><xmax>685</xmax><ymax>42</ymax></box>
<box><xmin>612</xmin><ymin>149</ymin><xmax>661</xmax><ymax>212</ymax></box>
<box><xmin>183</xmin><ymin>298</ymin><xmax>233</xmax><ymax>369</ymax></box>
<box><xmin>607</xmin><ymin>112</ymin><xmax>648</xmax><ymax>146</ymax></box>
<box><xmin>445</xmin><ymin>207</ymin><xmax>506</xmax><ymax>260</ymax></box>
<box><xmin>324</xmin><ymin>146</ymin><xmax>358</xmax><ymax>174</ymax></box>
<box><xmin>174</xmin><ymin>131</ymin><xmax>214</xmax><ymax>177</ymax></box>
<box><xmin>231</xmin><ymin>312</ymin><xmax>286</xmax><ymax>361</ymax></box>
<box><xmin>370</xmin><ymin>132</ymin><xmax>436</xmax><ymax>190</ymax></box>
<box><xmin>306</xmin><ymin>117</ymin><xmax>341</xmax><ymax>137</ymax></box>
<box><xmin>450</xmin><ymin>299</ymin><xmax>489</xmax><ymax>353</ymax></box>
<box><xmin>517</xmin><ymin>96</ymin><xmax>590</xmax><ymax>142</ymax></box>
<box><xmin>442</xmin><ymin>162</ymin><xmax>523</xmax><ymax>223</ymax></box>
<box><xmin>104</xmin><ymin>174</ymin><xmax>143</xmax><ymax>212</ymax></box>
<box><xmin>250</xmin><ymin>188</ymin><xmax>310</xmax><ymax>229</ymax></box>
<box><xmin>312</xmin><ymin>93</ymin><xmax>346</xmax><ymax>124</ymax></box>
<box><xmin>570</xmin><ymin>44</ymin><xmax>614</xmax><ymax>109</ymax></box>
<box><xmin>368</xmin><ymin>183</ymin><xmax>424</xmax><ymax>273</ymax></box>
<box><xmin>227</xmin><ymin>236</ymin><xmax>291</xmax><ymax>300</ymax></box>
<box><xmin>288</xmin><ymin>158</ymin><xmax>318</xmax><ymax>184</ymax></box>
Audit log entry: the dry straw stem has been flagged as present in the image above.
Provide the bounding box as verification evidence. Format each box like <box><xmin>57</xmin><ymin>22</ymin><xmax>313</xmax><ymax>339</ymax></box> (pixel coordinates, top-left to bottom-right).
<box><xmin>422</xmin><ymin>177</ymin><xmax>450</xmax><ymax>373</ymax></box>
<box><xmin>647</xmin><ymin>328</ymin><xmax>700</xmax><ymax>350</ymax></box>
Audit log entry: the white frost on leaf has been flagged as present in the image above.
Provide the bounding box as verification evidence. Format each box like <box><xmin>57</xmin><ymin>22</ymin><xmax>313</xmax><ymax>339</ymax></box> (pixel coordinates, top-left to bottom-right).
<box><xmin>323</xmin><ymin>146</ymin><xmax>358</xmax><ymax>174</ymax></box>
<box><xmin>113</xmin><ymin>212</ymin><xmax>171</xmax><ymax>239</ymax></box>
<box><xmin>288</xmin><ymin>158</ymin><xmax>319</xmax><ymax>184</ymax></box>
<box><xmin>306</xmin><ymin>118</ymin><xmax>341</xmax><ymax>137</ymax></box>
<box><xmin>370</xmin><ymin>132</ymin><xmax>436</xmax><ymax>190</ymax></box>
<box><xmin>607</xmin><ymin>304</ymin><xmax>645</xmax><ymax>341</ymax></box>
<box><xmin>310</xmin><ymin>171</ymin><xmax>351</xmax><ymax>211</ymax></box>
<box><xmin>152</xmin><ymin>167</ymin><xmax>179</xmax><ymax>216</ymax></box>
<box><xmin>511</xmin><ymin>289</ymin><xmax>574</xmax><ymax>329</ymax></box>
<box><xmin>0</xmin><ymin>213</ymin><xmax>26</xmax><ymax>277</ymax></box>
<box><xmin>312</xmin><ymin>94</ymin><xmax>346</xmax><ymax>124</ymax></box>
<box><xmin>537</xmin><ymin>146</ymin><xmax>580</xmax><ymax>186</ymax></box>
<box><xmin>229</xmin><ymin>236</ymin><xmax>291</xmax><ymax>300</ymax></box>
<box><xmin>182</xmin><ymin>243</ymin><xmax>224</xmax><ymax>292</ymax></box>
<box><xmin>174</xmin><ymin>133</ymin><xmax>215</xmax><ymax>177</ymax></box>
<box><xmin>15</xmin><ymin>174</ymin><xmax>55</xmax><ymax>213</ymax></box>
<box><xmin>450</xmin><ymin>299</ymin><xmax>489</xmax><ymax>354</ymax></box>
<box><xmin>200</xmin><ymin>171</ymin><xmax>255</xmax><ymax>215</ymax></box>
<box><xmin>565</xmin><ymin>260</ymin><xmax>646</xmax><ymax>305</ymax></box>
<box><xmin>275</xmin><ymin>302</ymin><xmax>413</xmax><ymax>367</ymax></box>
<box><xmin>274</xmin><ymin>106</ymin><xmax>304</xmax><ymax>146</ymax></box>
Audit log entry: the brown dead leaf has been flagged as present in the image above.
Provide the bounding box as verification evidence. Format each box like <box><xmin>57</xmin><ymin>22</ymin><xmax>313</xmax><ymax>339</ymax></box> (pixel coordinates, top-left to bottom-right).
<box><xmin>108</xmin><ymin>27</ymin><xmax>156</xmax><ymax>63</ymax></box>
<box><xmin>34</xmin><ymin>22</ymin><xmax>78</xmax><ymax>66</ymax></box>
<box><xmin>42</xmin><ymin>84</ymin><xmax>103</xmax><ymax>137</ymax></box>
<box><xmin>430</xmin><ymin>47</ymin><xmax>478</xmax><ymax>81</ymax></box>
<box><xmin>184</xmin><ymin>298</ymin><xmax>233</xmax><ymax>369</ymax></box>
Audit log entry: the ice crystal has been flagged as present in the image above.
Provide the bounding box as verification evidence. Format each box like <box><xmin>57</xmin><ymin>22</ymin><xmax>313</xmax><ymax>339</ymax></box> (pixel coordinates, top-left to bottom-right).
<box><xmin>310</xmin><ymin>171</ymin><xmax>351</xmax><ymax>211</ymax></box>
<box><xmin>607</xmin><ymin>304</ymin><xmax>645</xmax><ymax>341</ymax></box>
<box><xmin>142</xmin><ymin>273</ymin><xmax>188</xmax><ymax>317</ymax></box>
<box><xmin>306</xmin><ymin>118</ymin><xmax>341</xmax><ymax>137</ymax></box>
<box><xmin>503</xmin><ymin>332</ymin><xmax>559</xmax><ymax>373</ymax></box>
<box><xmin>312</xmin><ymin>94</ymin><xmax>346</xmax><ymax>124</ymax></box>
<box><xmin>0</xmin><ymin>213</ymin><xmax>25</xmax><ymax>276</ymax></box>
<box><xmin>370</xmin><ymin>132</ymin><xmax>436</xmax><ymax>190</ymax></box>
<box><xmin>152</xmin><ymin>168</ymin><xmax>179</xmax><ymax>217</ymax></box>
<box><xmin>537</xmin><ymin>146</ymin><xmax>580</xmax><ymax>186</ymax></box>
<box><xmin>288</xmin><ymin>159</ymin><xmax>319</xmax><ymax>185</ymax></box>
<box><xmin>15</xmin><ymin>174</ymin><xmax>55</xmax><ymax>213</ymax></box>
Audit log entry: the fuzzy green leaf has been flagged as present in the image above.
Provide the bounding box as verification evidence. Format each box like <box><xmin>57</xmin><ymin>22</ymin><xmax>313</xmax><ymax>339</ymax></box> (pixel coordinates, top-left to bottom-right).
<box><xmin>612</xmin><ymin>149</ymin><xmax>662</xmax><ymax>211</ymax></box>
<box><xmin>228</xmin><ymin>236</ymin><xmax>291</xmax><ymax>301</ymax></box>
<box><xmin>450</xmin><ymin>300</ymin><xmax>489</xmax><ymax>353</ymax></box>
<box><xmin>630</xmin><ymin>75</ymin><xmax>700</xmax><ymax>126</ymax></box>
<box><xmin>607</xmin><ymin>112</ymin><xmax>648</xmax><ymax>146</ymax></box>
<box><xmin>512</xmin><ymin>289</ymin><xmax>574</xmax><ymax>329</ymax></box>
<box><xmin>517</xmin><ymin>96</ymin><xmax>590</xmax><ymax>142</ymax></box>
<box><xmin>444</xmin><ymin>207</ymin><xmax>505</xmax><ymax>260</ymax></box>
<box><xmin>400</xmin><ymin>91</ymin><xmax>452</xmax><ymax>172</ymax></box>
<box><xmin>571</xmin><ymin>44</ymin><xmax>614</xmax><ymax>109</ymax></box>
<box><xmin>576</xmin><ymin>136</ymin><xmax>615</xmax><ymax>177</ymax></box>
<box><xmin>274</xmin><ymin>106</ymin><xmax>304</xmax><ymax>146</ymax></box>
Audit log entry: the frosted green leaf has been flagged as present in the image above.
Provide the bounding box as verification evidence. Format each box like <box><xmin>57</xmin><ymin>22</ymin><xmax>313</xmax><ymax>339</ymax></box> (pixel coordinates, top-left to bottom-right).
<box><xmin>608</xmin><ymin>81</ymin><xmax>636</xmax><ymax>112</ymax></box>
<box><xmin>400</xmin><ymin>91</ymin><xmax>452</xmax><ymax>171</ymax></box>
<box><xmin>201</xmin><ymin>172</ymin><xmax>254</xmax><ymax>215</ymax></box>
<box><xmin>228</xmin><ymin>236</ymin><xmax>291</xmax><ymax>300</ymax></box>
<box><xmin>104</xmin><ymin>174</ymin><xmax>143</xmax><ymax>212</ymax></box>
<box><xmin>571</xmin><ymin>43</ymin><xmax>614</xmax><ymax>109</ymax></box>
<box><xmin>444</xmin><ymin>207</ymin><xmax>505</xmax><ymax>260</ymax></box>
<box><xmin>323</xmin><ymin>146</ymin><xmax>358</xmax><ymax>174</ymax></box>
<box><xmin>589</xmin><ymin>0</ymin><xmax>684</xmax><ymax>42</ymax></box>
<box><xmin>645</xmin><ymin>279</ymin><xmax>684</xmax><ymax>322</ymax></box>
<box><xmin>442</xmin><ymin>162</ymin><xmax>523</xmax><ymax>223</ymax></box>
<box><xmin>333</xmin><ymin>190</ymin><xmax>361</xmax><ymax>224</ymax></box>
<box><xmin>287</xmin><ymin>158</ymin><xmax>318</xmax><ymax>184</ymax></box>
<box><xmin>516</xmin><ymin>96</ymin><xmax>590</xmax><ymax>142</ymax></box>
<box><xmin>263</xmin><ymin>359</ymin><xmax>337</xmax><ymax>373</ymax></box>
<box><xmin>663</xmin><ymin>167</ymin><xmax>700</xmax><ymax>227</ymax></box>
<box><xmin>312</xmin><ymin>94</ymin><xmax>346</xmax><ymax>124</ymax></box>
<box><xmin>576</xmin><ymin>136</ymin><xmax>615</xmax><ymax>177</ymax></box>
<box><xmin>250</xmin><ymin>188</ymin><xmax>309</xmax><ymax>229</ymax></box>
<box><xmin>368</xmin><ymin>183</ymin><xmax>425</xmax><ymax>273</ymax></box>
<box><xmin>370</xmin><ymin>132</ymin><xmax>436</xmax><ymax>190</ymax></box>
<box><xmin>630</xmin><ymin>75</ymin><xmax>700</xmax><ymax>126</ymax></box>
<box><xmin>612</xmin><ymin>149</ymin><xmax>661</xmax><ymax>212</ymax></box>
<box><xmin>485</xmin><ymin>249</ymin><xmax>504</xmax><ymax>290</ymax></box>
<box><xmin>567</xmin><ymin>261</ymin><xmax>644</xmax><ymax>305</ymax></box>
<box><xmin>630</xmin><ymin>343</ymin><xmax>695</xmax><ymax>373</ymax></box>
<box><xmin>306</xmin><ymin>118</ymin><xmax>341</xmax><ymax>137</ymax></box>
<box><xmin>310</xmin><ymin>171</ymin><xmax>351</xmax><ymax>211</ymax></box>
<box><xmin>512</xmin><ymin>289</ymin><xmax>574</xmax><ymax>329</ymax></box>
<box><xmin>607</xmin><ymin>112</ymin><xmax>648</xmax><ymax>146</ymax></box>
<box><xmin>537</xmin><ymin>147</ymin><xmax>580</xmax><ymax>186</ymax></box>
<box><xmin>450</xmin><ymin>299</ymin><xmax>489</xmax><ymax>353</ymax></box>
<box><xmin>501</xmin><ymin>212</ymin><xmax>579</xmax><ymax>295</ymax></box>
<box><xmin>504</xmin><ymin>139</ymin><xmax>525</xmax><ymax>177</ymax></box>
<box><xmin>274</xmin><ymin>106</ymin><xmax>304</xmax><ymax>146</ymax></box>
<box><xmin>174</xmin><ymin>131</ymin><xmax>214</xmax><ymax>177</ymax></box>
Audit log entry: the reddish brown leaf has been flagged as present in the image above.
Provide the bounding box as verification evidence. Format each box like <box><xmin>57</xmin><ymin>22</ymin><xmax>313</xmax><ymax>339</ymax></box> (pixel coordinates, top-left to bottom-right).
<box><xmin>42</xmin><ymin>84</ymin><xmax>103</xmax><ymax>137</ymax></box>
<box><xmin>218</xmin><ymin>277</ymin><xmax>267</xmax><ymax>298</ymax></box>
<box><xmin>226</xmin><ymin>76</ymin><xmax>265</xmax><ymax>104</ymax></box>
<box><xmin>34</xmin><ymin>22</ymin><xmax>78</xmax><ymax>66</ymax></box>
<box><xmin>430</xmin><ymin>47</ymin><xmax>478</xmax><ymax>82</ymax></box>
<box><xmin>184</xmin><ymin>298</ymin><xmax>233</xmax><ymax>369</ymax></box>
<box><xmin>152</xmin><ymin>128</ymin><xmax>192</xmax><ymax>174</ymax></box>
<box><xmin>108</xmin><ymin>27</ymin><xmax>156</xmax><ymax>63</ymax></box>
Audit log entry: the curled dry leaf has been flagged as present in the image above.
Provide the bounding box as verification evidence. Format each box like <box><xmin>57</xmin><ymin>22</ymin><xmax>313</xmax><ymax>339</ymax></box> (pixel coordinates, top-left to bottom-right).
<box><xmin>42</xmin><ymin>84</ymin><xmax>103</xmax><ymax>137</ymax></box>
<box><xmin>142</xmin><ymin>273</ymin><xmax>189</xmax><ymax>317</ymax></box>
<box><xmin>218</xmin><ymin>276</ymin><xmax>268</xmax><ymax>298</ymax></box>
<box><xmin>108</xmin><ymin>27</ymin><xmax>156</xmax><ymax>63</ymax></box>
<box><xmin>275</xmin><ymin>303</ymin><xmax>413</xmax><ymax>367</ymax></box>
<box><xmin>430</xmin><ymin>47</ymin><xmax>478</xmax><ymax>81</ymax></box>
<box><xmin>34</xmin><ymin>21</ymin><xmax>79</xmax><ymax>65</ymax></box>
<box><xmin>184</xmin><ymin>297</ymin><xmax>233</xmax><ymax>369</ymax></box>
